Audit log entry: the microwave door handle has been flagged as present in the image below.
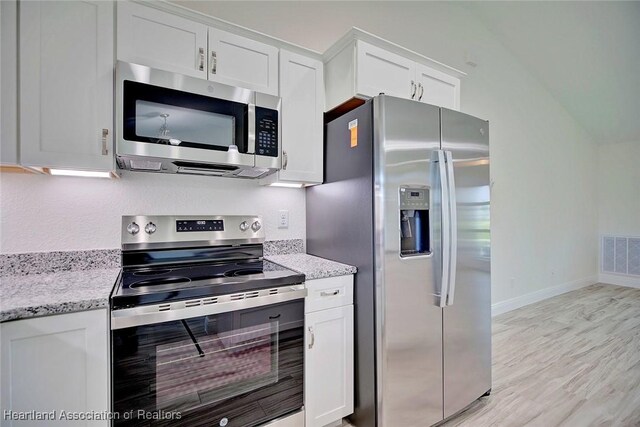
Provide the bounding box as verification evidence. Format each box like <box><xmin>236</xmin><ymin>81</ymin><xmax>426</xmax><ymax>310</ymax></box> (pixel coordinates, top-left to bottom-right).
<box><xmin>247</xmin><ymin>103</ymin><xmax>256</xmax><ymax>154</ymax></box>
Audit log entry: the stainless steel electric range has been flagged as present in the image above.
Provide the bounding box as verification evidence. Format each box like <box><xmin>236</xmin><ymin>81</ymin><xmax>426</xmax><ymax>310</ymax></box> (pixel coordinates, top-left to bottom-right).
<box><xmin>110</xmin><ymin>215</ymin><xmax>306</xmax><ymax>427</ymax></box>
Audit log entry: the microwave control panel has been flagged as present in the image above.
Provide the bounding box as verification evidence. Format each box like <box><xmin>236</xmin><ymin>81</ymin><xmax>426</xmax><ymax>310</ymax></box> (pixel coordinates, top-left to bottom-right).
<box><xmin>255</xmin><ymin>107</ymin><xmax>278</xmax><ymax>157</ymax></box>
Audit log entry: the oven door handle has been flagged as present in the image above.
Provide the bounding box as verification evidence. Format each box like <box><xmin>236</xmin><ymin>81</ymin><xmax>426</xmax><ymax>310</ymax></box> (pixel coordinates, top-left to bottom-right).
<box><xmin>111</xmin><ymin>285</ymin><xmax>307</xmax><ymax>330</ymax></box>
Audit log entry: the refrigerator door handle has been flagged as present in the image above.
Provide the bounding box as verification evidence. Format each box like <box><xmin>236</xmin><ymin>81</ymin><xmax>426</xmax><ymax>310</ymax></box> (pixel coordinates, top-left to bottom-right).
<box><xmin>436</xmin><ymin>150</ymin><xmax>451</xmax><ymax>308</ymax></box>
<box><xmin>445</xmin><ymin>150</ymin><xmax>458</xmax><ymax>306</ymax></box>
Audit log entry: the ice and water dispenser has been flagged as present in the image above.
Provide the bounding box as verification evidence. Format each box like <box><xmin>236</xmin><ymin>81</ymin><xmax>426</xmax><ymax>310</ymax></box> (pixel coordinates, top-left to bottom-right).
<box><xmin>400</xmin><ymin>186</ymin><xmax>430</xmax><ymax>257</ymax></box>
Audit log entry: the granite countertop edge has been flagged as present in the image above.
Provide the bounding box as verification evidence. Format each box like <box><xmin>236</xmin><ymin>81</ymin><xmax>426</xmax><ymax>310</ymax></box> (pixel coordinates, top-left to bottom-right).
<box><xmin>0</xmin><ymin>298</ymin><xmax>110</xmax><ymax>323</ymax></box>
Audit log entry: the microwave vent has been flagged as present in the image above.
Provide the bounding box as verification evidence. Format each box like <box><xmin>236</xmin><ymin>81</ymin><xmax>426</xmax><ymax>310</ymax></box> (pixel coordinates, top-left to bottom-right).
<box><xmin>173</xmin><ymin>161</ymin><xmax>238</xmax><ymax>171</ymax></box>
<box><xmin>237</xmin><ymin>168</ymin><xmax>269</xmax><ymax>178</ymax></box>
<box><xmin>177</xmin><ymin>167</ymin><xmax>225</xmax><ymax>176</ymax></box>
<box><xmin>129</xmin><ymin>159</ymin><xmax>162</xmax><ymax>171</ymax></box>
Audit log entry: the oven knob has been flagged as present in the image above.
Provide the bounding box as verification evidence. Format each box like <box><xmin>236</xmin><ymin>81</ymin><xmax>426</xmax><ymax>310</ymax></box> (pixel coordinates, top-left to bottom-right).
<box><xmin>251</xmin><ymin>220</ymin><xmax>262</xmax><ymax>232</ymax></box>
<box><xmin>145</xmin><ymin>222</ymin><xmax>157</xmax><ymax>234</ymax></box>
<box><xmin>239</xmin><ymin>221</ymin><xmax>249</xmax><ymax>231</ymax></box>
<box><xmin>126</xmin><ymin>222</ymin><xmax>139</xmax><ymax>235</ymax></box>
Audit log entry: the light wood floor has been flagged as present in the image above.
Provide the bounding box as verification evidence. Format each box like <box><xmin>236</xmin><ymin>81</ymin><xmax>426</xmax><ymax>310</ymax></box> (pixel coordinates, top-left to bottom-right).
<box><xmin>442</xmin><ymin>283</ymin><xmax>640</xmax><ymax>427</ymax></box>
<box><xmin>344</xmin><ymin>283</ymin><xmax>640</xmax><ymax>426</ymax></box>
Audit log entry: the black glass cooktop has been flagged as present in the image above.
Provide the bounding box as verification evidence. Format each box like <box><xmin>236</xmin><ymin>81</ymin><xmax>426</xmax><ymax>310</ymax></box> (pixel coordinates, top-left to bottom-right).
<box><xmin>111</xmin><ymin>259</ymin><xmax>304</xmax><ymax>309</ymax></box>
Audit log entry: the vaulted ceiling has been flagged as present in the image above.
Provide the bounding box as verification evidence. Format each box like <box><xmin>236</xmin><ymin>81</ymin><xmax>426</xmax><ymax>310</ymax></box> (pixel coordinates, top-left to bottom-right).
<box><xmin>464</xmin><ymin>1</ymin><xmax>640</xmax><ymax>144</ymax></box>
<box><xmin>177</xmin><ymin>1</ymin><xmax>640</xmax><ymax>145</ymax></box>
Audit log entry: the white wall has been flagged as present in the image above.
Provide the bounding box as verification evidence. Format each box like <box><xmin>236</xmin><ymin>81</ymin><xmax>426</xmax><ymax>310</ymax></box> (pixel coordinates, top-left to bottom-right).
<box><xmin>175</xmin><ymin>1</ymin><xmax>599</xmax><ymax>305</ymax></box>
<box><xmin>0</xmin><ymin>172</ymin><xmax>305</xmax><ymax>253</ymax></box>
<box><xmin>597</xmin><ymin>141</ymin><xmax>640</xmax><ymax>287</ymax></box>
<box><xmin>598</xmin><ymin>141</ymin><xmax>640</xmax><ymax>237</ymax></box>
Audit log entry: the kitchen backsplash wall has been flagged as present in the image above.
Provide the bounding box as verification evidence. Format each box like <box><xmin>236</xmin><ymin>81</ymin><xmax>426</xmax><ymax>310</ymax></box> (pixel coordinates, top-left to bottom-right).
<box><xmin>0</xmin><ymin>171</ymin><xmax>306</xmax><ymax>254</ymax></box>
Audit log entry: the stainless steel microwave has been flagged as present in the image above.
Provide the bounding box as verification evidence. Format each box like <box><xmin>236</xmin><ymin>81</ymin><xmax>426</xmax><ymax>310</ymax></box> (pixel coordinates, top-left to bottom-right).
<box><xmin>116</xmin><ymin>61</ymin><xmax>281</xmax><ymax>179</ymax></box>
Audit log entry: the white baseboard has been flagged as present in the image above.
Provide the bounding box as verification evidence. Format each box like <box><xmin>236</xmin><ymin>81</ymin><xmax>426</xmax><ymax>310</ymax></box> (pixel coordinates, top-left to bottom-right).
<box><xmin>599</xmin><ymin>273</ymin><xmax>640</xmax><ymax>289</ymax></box>
<box><xmin>491</xmin><ymin>276</ymin><xmax>597</xmax><ymax>317</ymax></box>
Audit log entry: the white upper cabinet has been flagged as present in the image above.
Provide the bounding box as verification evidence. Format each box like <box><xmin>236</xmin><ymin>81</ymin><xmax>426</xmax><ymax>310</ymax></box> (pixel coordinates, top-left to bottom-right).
<box><xmin>356</xmin><ymin>41</ymin><xmax>416</xmax><ymax>100</ymax></box>
<box><xmin>208</xmin><ymin>28</ymin><xmax>279</xmax><ymax>96</ymax></box>
<box><xmin>416</xmin><ymin>63</ymin><xmax>460</xmax><ymax>110</ymax></box>
<box><xmin>117</xmin><ymin>2</ymin><xmax>208</xmax><ymax>79</ymax></box>
<box><xmin>116</xmin><ymin>3</ymin><xmax>279</xmax><ymax>95</ymax></box>
<box><xmin>1</xmin><ymin>0</ymin><xmax>18</xmax><ymax>166</ymax></box>
<box><xmin>325</xmin><ymin>33</ymin><xmax>463</xmax><ymax>112</ymax></box>
<box><xmin>265</xmin><ymin>50</ymin><xmax>324</xmax><ymax>185</ymax></box>
<box><xmin>19</xmin><ymin>0</ymin><xmax>114</xmax><ymax>171</ymax></box>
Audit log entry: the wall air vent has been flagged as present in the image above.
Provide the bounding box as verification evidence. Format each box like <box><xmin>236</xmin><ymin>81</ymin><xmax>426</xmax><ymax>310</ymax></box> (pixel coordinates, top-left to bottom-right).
<box><xmin>602</xmin><ymin>236</ymin><xmax>640</xmax><ymax>277</ymax></box>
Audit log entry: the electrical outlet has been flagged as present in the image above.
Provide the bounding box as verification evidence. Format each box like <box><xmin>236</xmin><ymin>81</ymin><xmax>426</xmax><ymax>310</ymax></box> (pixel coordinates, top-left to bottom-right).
<box><xmin>278</xmin><ymin>210</ymin><xmax>289</xmax><ymax>229</ymax></box>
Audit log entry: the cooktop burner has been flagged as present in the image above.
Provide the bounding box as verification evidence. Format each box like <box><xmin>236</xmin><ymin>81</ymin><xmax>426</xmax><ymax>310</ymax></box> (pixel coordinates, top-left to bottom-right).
<box><xmin>111</xmin><ymin>259</ymin><xmax>304</xmax><ymax>309</ymax></box>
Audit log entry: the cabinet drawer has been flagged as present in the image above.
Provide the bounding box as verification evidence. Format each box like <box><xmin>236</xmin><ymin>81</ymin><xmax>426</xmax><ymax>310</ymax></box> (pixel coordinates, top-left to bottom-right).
<box><xmin>305</xmin><ymin>275</ymin><xmax>353</xmax><ymax>313</ymax></box>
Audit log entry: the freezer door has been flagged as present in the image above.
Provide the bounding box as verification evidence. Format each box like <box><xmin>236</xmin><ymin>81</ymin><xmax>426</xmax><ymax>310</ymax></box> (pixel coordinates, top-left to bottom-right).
<box><xmin>373</xmin><ymin>96</ymin><xmax>444</xmax><ymax>427</ymax></box>
<box><xmin>440</xmin><ymin>108</ymin><xmax>492</xmax><ymax>419</ymax></box>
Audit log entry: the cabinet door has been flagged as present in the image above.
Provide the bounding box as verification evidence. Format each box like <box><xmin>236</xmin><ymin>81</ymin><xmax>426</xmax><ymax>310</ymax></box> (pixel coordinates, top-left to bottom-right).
<box><xmin>1</xmin><ymin>309</ymin><xmax>109</xmax><ymax>426</ymax></box>
<box><xmin>416</xmin><ymin>63</ymin><xmax>460</xmax><ymax>110</ymax></box>
<box><xmin>117</xmin><ymin>1</ymin><xmax>208</xmax><ymax>79</ymax></box>
<box><xmin>208</xmin><ymin>28</ymin><xmax>279</xmax><ymax>96</ymax></box>
<box><xmin>305</xmin><ymin>305</ymin><xmax>354</xmax><ymax>427</ymax></box>
<box><xmin>1</xmin><ymin>0</ymin><xmax>18</xmax><ymax>166</ymax></box>
<box><xmin>278</xmin><ymin>50</ymin><xmax>324</xmax><ymax>184</ymax></box>
<box><xmin>356</xmin><ymin>40</ymin><xmax>416</xmax><ymax>100</ymax></box>
<box><xmin>19</xmin><ymin>0</ymin><xmax>114</xmax><ymax>171</ymax></box>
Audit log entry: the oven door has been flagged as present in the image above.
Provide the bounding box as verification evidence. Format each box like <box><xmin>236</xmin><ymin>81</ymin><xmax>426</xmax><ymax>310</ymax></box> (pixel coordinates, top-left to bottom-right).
<box><xmin>116</xmin><ymin>61</ymin><xmax>256</xmax><ymax>171</ymax></box>
<box><xmin>111</xmin><ymin>298</ymin><xmax>304</xmax><ymax>426</ymax></box>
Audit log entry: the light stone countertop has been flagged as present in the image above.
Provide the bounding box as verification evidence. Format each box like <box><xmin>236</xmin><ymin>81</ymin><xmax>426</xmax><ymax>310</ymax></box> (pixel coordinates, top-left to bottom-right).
<box><xmin>266</xmin><ymin>253</ymin><xmax>357</xmax><ymax>280</ymax></box>
<box><xmin>0</xmin><ymin>242</ymin><xmax>355</xmax><ymax>322</ymax></box>
<box><xmin>0</xmin><ymin>268</ymin><xmax>120</xmax><ymax>322</ymax></box>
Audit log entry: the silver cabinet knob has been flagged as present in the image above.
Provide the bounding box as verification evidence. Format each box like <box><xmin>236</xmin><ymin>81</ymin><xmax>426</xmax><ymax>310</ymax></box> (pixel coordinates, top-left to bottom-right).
<box><xmin>145</xmin><ymin>222</ymin><xmax>157</xmax><ymax>234</ymax></box>
<box><xmin>126</xmin><ymin>222</ymin><xmax>140</xmax><ymax>235</ymax></box>
<box><xmin>251</xmin><ymin>221</ymin><xmax>262</xmax><ymax>232</ymax></box>
<box><xmin>239</xmin><ymin>221</ymin><xmax>249</xmax><ymax>231</ymax></box>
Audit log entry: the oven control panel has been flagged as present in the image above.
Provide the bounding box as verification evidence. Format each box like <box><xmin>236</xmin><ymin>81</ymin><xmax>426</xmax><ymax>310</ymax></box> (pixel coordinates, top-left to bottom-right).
<box><xmin>122</xmin><ymin>215</ymin><xmax>264</xmax><ymax>249</ymax></box>
<box><xmin>176</xmin><ymin>220</ymin><xmax>224</xmax><ymax>232</ymax></box>
<box><xmin>255</xmin><ymin>107</ymin><xmax>278</xmax><ymax>157</ymax></box>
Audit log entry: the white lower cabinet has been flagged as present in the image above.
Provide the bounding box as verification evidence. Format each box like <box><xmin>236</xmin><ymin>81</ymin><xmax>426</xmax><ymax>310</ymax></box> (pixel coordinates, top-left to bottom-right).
<box><xmin>0</xmin><ymin>309</ymin><xmax>109</xmax><ymax>426</ymax></box>
<box><xmin>305</xmin><ymin>276</ymin><xmax>354</xmax><ymax>427</ymax></box>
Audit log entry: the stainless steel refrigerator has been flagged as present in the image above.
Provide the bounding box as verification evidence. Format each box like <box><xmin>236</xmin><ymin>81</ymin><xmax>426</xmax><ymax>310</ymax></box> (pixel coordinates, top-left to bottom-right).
<box><xmin>307</xmin><ymin>95</ymin><xmax>491</xmax><ymax>427</ymax></box>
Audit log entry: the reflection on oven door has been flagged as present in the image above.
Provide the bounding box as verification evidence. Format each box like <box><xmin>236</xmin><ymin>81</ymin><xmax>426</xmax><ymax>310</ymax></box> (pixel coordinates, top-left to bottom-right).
<box><xmin>112</xmin><ymin>300</ymin><xmax>304</xmax><ymax>427</ymax></box>
<box><xmin>155</xmin><ymin>321</ymin><xmax>279</xmax><ymax>409</ymax></box>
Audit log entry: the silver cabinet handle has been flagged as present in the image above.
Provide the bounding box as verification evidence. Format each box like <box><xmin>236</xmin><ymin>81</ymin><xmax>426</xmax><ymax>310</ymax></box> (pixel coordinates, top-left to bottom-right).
<box><xmin>320</xmin><ymin>290</ymin><xmax>340</xmax><ymax>297</ymax></box>
<box><xmin>211</xmin><ymin>51</ymin><xmax>217</xmax><ymax>74</ymax></box>
<box><xmin>418</xmin><ymin>83</ymin><xmax>424</xmax><ymax>101</ymax></box>
<box><xmin>198</xmin><ymin>47</ymin><xmax>205</xmax><ymax>71</ymax></box>
<box><xmin>308</xmin><ymin>326</ymin><xmax>315</xmax><ymax>349</ymax></box>
<box><xmin>410</xmin><ymin>80</ymin><xmax>416</xmax><ymax>99</ymax></box>
<box><xmin>282</xmin><ymin>150</ymin><xmax>288</xmax><ymax>170</ymax></box>
<box><xmin>101</xmin><ymin>129</ymin><xmax>109</xmax><ymax>155</ymax></box>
